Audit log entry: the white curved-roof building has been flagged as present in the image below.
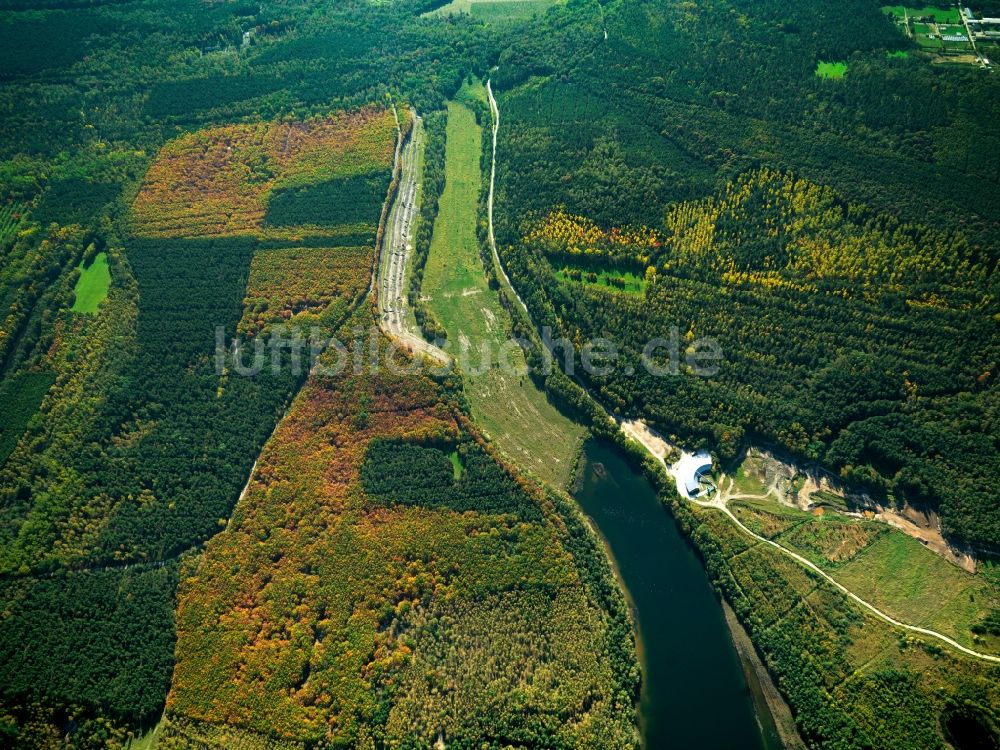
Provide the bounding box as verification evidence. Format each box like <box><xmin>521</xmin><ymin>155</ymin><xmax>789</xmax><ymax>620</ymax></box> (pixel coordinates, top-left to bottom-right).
<box><xmin>671</xmin><ymin>450</ymin><xmax>714</xmax><ymax>498</ymax></box>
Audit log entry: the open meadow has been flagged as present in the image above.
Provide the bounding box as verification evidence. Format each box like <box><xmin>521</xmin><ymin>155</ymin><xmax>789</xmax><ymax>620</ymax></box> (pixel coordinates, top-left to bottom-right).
<box><xmin>422</xmin><ymin>85</ymin><xmax>585</xmax><ymax>489</ymax></box>
<box><xmin>425</xmin><ymin>0</ymin><xmax>561</xmax><ymax>22</ymax></box>
<box><xmin>729</xmin><ymin>483</ymin><xmax>1000</xmax><ymax>655</ymax></box>
<box><xmin>71</xmin><ymin>252</ymin><xmax>111</xmax><ymax>314</ymax></box>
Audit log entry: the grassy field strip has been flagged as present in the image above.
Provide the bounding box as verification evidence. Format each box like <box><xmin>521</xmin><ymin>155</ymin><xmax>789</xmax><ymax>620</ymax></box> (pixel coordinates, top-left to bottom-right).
<box><xmin>423</xmin><ymin>83</ymin><xmax>584</xmax><ymax>489</ymax></box>
<box><xmin>425</xmin><ymin>0</ymin><xmax>561</xmax><ymax>21</ymax></box>
<box><xmin>71</xmin><ymin>252</ymin><xmax>111</xmax><ymax>313</ymax></box>
<box><xmin>882</xmin><ymin>5</ymin><xmax>961</xmax><ymax>24</ymax></box>
<box><xmin>555</xmin><ymin>267</ymin><xmax>646</xmax><ymax>293</ymax></box>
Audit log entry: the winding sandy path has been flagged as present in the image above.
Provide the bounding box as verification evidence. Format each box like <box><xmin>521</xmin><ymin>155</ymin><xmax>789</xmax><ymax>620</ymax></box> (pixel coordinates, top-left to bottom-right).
<box><xmin>625</xmin><ymin>422</ymin><xmax>1000</xmax><ymax>664</ymax></box>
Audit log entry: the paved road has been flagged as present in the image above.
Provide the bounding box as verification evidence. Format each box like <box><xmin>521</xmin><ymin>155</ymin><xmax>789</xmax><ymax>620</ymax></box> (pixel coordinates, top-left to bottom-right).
<box><xmin>378</xmin><ymin>109</ymin><xmax>449</xmax><ymax>366</ymax></box>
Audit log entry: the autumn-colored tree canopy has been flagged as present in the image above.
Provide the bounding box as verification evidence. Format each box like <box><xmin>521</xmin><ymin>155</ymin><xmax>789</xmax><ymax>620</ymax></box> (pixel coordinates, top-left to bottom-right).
<box><xmin>132</xmin><ymin>107</ymin><xmax>400</xmax><ymax>241</ymax></box>
<box><xmin>166</xmin><ymin>322</ymin><xmax>638</xmax><ymax>748</ymax></box>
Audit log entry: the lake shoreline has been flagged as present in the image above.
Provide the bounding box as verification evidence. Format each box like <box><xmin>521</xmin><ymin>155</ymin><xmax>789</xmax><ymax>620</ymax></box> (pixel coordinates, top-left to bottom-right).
<box><xmin>575</xmin><ymin>439</ymin><xmax>768</xmax><ymax>749</ymax></box>
<box><xmin>721</xmin><ymin>599</ymin><xmax>806</xmax><ymax>750</ymax></box>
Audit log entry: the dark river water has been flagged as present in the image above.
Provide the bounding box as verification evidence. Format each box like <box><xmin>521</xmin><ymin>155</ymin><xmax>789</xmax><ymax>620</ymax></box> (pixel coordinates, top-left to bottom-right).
<box><xmin>573</xmin><ymin>440</ymin><xmax>782</xmax><ymax>750</ymax></box>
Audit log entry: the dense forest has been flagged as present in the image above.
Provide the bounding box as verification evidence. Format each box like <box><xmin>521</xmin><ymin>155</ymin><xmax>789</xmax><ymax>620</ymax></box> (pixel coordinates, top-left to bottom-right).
<box><xmin>492</xmin><ymin>0</ymin><xmax>1000</xmax><ymax>549</ymax></box>
<box><xmin>0</xmin><ymin>0</ymin><xmax>490</xmax><ymax>739</ymax></box>
<box><xmin>502</xmin><ymin>171</ymin><xmax>1000</xmax><ymax>546</ymax></box>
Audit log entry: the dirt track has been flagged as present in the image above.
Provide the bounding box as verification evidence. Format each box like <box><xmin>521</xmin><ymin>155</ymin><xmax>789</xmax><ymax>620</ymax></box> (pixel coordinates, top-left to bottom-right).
<box><xmin>620</xmin><ymin>420</ymin><xmax>1000</xmax><ymax>664</ymax></box>
<box><xmin>377</xmin><ymin>109</ymin><xmax>450</xmax><ymax>366</ymax></box>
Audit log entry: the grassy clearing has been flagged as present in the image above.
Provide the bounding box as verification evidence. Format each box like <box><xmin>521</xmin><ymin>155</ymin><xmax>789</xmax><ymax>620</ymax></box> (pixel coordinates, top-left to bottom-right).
<box><xmin>555</xmin><ymin>266</ymin><xmax>646</xmax><ymax>294</ymax></box>
<box><xmin>915</xmin><ymin>32</ymin><xmax>943</xmax><ymax>48</ymax></box>
<box><xmin>730</xmin><ymin>455</ymin><xmax>771</xmax><ymax>496</ymax></box>
<box><xmin>882</xmin><ymin>5</ymin><xmax>960</xmax><ymax>23</ymax></box>
<box><xmin>938</xmin><ymin>24</ymin><xmax>968</xmax><ymax>36</ymax></box>
<box><xmin>425</xmin><ymin>0</ymin><xmax>560</xmax><ymax>21</ymax></box>
<box><xmin>815</xmin><ymin>61</ymin><xmax>848</xmax><ymax>79</ymax></box>
<box><xmin>887</xmin><ymin>49</ymin><xmax>910</xmax><ymax>58</ymax></box>
<box><xmin>449</xmin><ymin>449</ymin><xmax>465</xmax><ymax>480</ymax></box>
<box><xmin>833</xmin><ymin>531</ymin><xmax>1000</xmax><ymax>651</ymax></box>
<box><xmin>71</xmin><ymin>252</ymin><xmax>111</xmax><ymax>313</ymax></box>
<box><xmin>422</xmin><ymin>90</ymin><xmax>584</xmax><ymax>489</ymax></box>
<box><xmin>724</xmin><ymin>481</ymin><xmax>1000</xmax><ymax>653</ymax></box>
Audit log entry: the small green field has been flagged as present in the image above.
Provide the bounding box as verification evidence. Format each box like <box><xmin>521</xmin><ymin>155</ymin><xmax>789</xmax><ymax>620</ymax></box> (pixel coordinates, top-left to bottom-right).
<box><xmin>815</xmin><ymin>61</ymin><xmax>848</xmax><ymax>79</ymax></box>
<box><xmin>449</xmin><ymin>449</ymin><xmax>465</xmax><ymax>480</ymax></box>
<box><xmin>556</xmin><ymin>266</ymin><xmax>646</xmax><ymax>294</ymax></box>
<box><xmin>882</xmin><ymin>5</ymin><xmax>961</xmax><ymax>23</ymax></box>
<box><xmin>887</xmin><ymin>49</ymin><xmax>910</xmax><ymax>58</ymax></box>
<box><xmin>422</xmin><ymin>83</ymin><xmax>585</xmax><ymax>488</ymax></box>
<box><xmin>915</xmin><ymin>31</ymin><xmax>943</xmax><ymax>48</ymax></box>
<box><xmin>835</xmin><ymin>532</ymin><xmax>1000</xmax><ymax>652</ymax></box>
<box><xmin>425</xmin><ymin>0</ymin><xmax>561</xmax><ymax>22</ymax></box>
<box><xmin>71</xmin><ymin>252</ymin><xmax>111</xmax><ymax>313</ymax></box>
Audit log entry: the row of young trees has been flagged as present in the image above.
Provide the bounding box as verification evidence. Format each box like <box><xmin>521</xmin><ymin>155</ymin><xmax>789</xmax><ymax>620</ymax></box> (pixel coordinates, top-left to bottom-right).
<box><xmin>409</xmin><ymin>110</ymin><xmax>449</xmax><ymax>342</ymax></box>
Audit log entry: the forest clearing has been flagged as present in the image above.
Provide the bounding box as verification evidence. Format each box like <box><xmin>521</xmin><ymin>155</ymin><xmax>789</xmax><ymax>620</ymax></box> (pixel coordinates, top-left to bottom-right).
<box><xmin>421</xmin><ymin>84</ymin><xmax>585</xmax><ymax>489</ymax></box>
